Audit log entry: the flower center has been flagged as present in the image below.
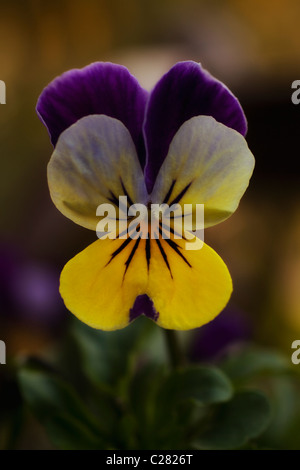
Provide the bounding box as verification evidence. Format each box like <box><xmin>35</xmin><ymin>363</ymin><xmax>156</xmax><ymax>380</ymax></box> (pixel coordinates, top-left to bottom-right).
<box><xmin>104</xmin><ymin>179</ymin><xmax>194</xmax><ymax>281</ymax></box>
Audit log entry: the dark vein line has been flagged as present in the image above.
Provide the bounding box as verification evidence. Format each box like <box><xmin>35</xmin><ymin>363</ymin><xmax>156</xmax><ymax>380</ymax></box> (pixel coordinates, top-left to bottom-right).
<box><xmin>164</xmin><ymin>237</ymin><xmax>192</xmax><ymax>268</ymax></box>
<box><xmin>107</xmin><ymin>190</ymin><xmax>129</xmax><ymax>217</ymax></box>
<box><xmin>162</xmin><ymin>179</ymin><xmax>176</xmax><ymax>204</ymax></box>
<box><xmin>158</xmin><ymin>226</ymin><xmax>191</xmax><ymax>267</ymax></box>
<box><xmin>105</xmin><ymin>237</ymin><xmax>133</xmax><ymax>267</ymax></box>
<box><xmin>169</xmin><ymin>181</ymin><xmax>192</xmax><ymax>206</ymax></box>
<box><xmin>120</xmin><ymin>178</ymin><xmax>134</xmax><ymax>207</ymax></box>
<box><xmin>123</xmin><ymin>237</ymin><xmax>141</xmax><ymax>280</ymax></box>
<box><xmin>159</xmin><ymin>221</ymin><xmax>187</xmax><ymax>240</ymax></box>
<box><xmin>155</xmin><ymin>237</ymin><xmax>173</xmax><ymax>279</ymax></box>
<box><xmin>145</xmin><ymin>232</ymin><xmax>151</xmax><ymax>271</ymax></box>
<box><xmin>107</xmin><ymin>190</ymin><xmax>119</xmax><ymax>206</ymax></box>
<box><xmin>116</xmin><ymin>222</ymin><xmax>139</xmax><ymax>239</ymax></box>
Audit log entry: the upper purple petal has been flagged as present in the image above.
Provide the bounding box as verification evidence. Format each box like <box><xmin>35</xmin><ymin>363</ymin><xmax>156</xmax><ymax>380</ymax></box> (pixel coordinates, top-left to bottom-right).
<box><xmin>143</xmin><ymin>61</ymin><xmax>248</xmax><ymax>192</ymax></box>
<box><xmin>36</xmin><ymin>62</ymin><xmax>149</xmax><ymax>167</ymax></box>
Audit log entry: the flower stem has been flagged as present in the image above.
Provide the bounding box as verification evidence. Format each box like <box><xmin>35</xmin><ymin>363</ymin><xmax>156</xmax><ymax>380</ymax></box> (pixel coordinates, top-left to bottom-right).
<box><xmin>164</xmin><ymin>329</ymin><xmax>185</xmax><ymax>369</ymax></box>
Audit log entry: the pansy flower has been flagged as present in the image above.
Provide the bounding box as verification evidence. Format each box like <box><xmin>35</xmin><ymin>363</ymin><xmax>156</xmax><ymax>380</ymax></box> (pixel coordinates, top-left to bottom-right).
<box><xmin>37</xmin><ymin>61</ymin><xmax>254</xmax><ymax>331</ymax></box>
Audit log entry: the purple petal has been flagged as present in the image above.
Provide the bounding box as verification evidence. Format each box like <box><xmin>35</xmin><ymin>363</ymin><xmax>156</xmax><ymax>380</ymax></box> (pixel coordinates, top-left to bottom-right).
<box><xmin>189</xmin><ymin>306</ymin><xmax>252</xmax><ymax>362</ymax></box>
<box><xmin>129</xmin><ymin>294</ymin><xmax>159</xmax><ymax>323</ymax></box>
<box><xmin>143</xmin><ymin>61</ymin><xmax>248</xmax><ymax>191</ymax></box>
<box><xmin>37</xmin><ymin>62</ymin><xmax>149</xmax><ymax>167</ymax></box>
<box><xmin>0</xmin><ymin>242</ymin><xmax>65</xmax><ymax>329</ymax></box>
<box><xmin>12</xmin><ymin>263</ymin><xmax>64</xmax><ymax>324</ymax></box>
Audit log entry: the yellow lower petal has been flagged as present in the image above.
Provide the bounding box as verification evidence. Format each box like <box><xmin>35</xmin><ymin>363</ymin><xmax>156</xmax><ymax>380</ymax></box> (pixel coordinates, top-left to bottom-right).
<box><xmin>60</xmin><ymin>233</ymin><xmax>232</xmax><ymax>331</ymax></box>
<box><xmin>146</xmin><ymin>237</ymin><xmax>232</xmax><ymax>330</ymax></box>
<box><xmin>60</xmin><ymin>237</ymin><xmax>148</xmax><ymax>330</ymax></box>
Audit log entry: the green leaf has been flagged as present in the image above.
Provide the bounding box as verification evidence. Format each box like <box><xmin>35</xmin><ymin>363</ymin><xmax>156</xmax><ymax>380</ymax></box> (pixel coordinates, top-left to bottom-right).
<box><xmin>128</xmin><ymin>363</ymin><xmax>166</xmax><ymax>448</ymax></box>
<box><xmin>133</xmin><ymin>365</ymin><xmax>233</xmax><ymax>449</ymax></box>
<box><xmin>18</xmin><ymin>367</ymin><xmax>109</xmax><ymax>449</ymax></box>
<box><xmin>255</xmin><ymin>376</ymin><xmax>300</xmax><ymax>449</ymax></box>
<box><xmin>220</xmin><ymin>346</ymin><xmax>292</xmax><ymax>384</ymax></box>
<box><xmin>154</xmin><ymin>365</ymin><xmax>233</xmax><ymax>436</ymax></box>
<box><xmin>129</xmin><ymin>363</ymin><xmax>165</xmax><ymax>423</ymax></box>
<box><xmin>195</xmin><ymin>390</ymin><xmax>271</xmax><ymax>450</ymax></box>
<box><xmin>70</xmin><ymin>316</ymin><xmax>155</xmax><ymax>388</ymax></box>
<box><xmin>43</xmin><ymin>413</ymin><xmax>105</xmax><ymax>450</ymax></box>
<box><xmin>159</xmin><ymin>365</ymin><xmax>233</xmax><ymax>410</ymax></box>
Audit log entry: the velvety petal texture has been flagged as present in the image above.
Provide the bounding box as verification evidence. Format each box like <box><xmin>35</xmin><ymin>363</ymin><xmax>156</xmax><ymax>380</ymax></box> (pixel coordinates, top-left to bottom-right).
<box><xmin>47</xmin><ymin>115</ymin><xmax>148</xmax><ymax>231</ymax></box>
<box><xmin>60</xmin><ymin>235</ymin><xmax>232</xmax><ymax>330</ymax></box>
<box><xmin>37</xmin><ymin>62</ymin><xmax>148</xmax><ymax>166</ymax></box>
<box><xmin>144</xmin><ymin>61</ymin><xmax>248</xmax><ymax>191</ymax></box>
<box><xmin>151</xmin><ymin>116</ymin><xmax>255</xmax><ymax>228</ymax></box>
<box><xmin>38</xmin><ymin>60</ymin><xmax>254</xmax><ymax>331</ymax></box>
<box><xmin>147</xmin><ymin>237</ymin><xmax>232</xmax><ymax>330</ymax></box>
<box><xmin>60</xmin><ymin>238</ymin><xmax>149</xmax><ymax>330</ymax></box>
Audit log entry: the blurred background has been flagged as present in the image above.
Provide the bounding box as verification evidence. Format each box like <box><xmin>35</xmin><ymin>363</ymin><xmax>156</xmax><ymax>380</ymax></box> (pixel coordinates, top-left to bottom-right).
<box><xmin>1</xmin><ymin>0</ymin><xmax>300</xmax><ymax>449</ymax></box>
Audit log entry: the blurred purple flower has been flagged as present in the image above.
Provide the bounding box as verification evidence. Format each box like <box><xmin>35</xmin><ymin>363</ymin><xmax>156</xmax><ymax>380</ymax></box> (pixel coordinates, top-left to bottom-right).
<box><xmin>189</xmin><ymin>305</ymin><xmax>252</xmax><ymax>362</ymax></box>
<box><xmin>0</xmin><ymin>243</ymin><xmax>65</xmax><ymax>329</ymax></box>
